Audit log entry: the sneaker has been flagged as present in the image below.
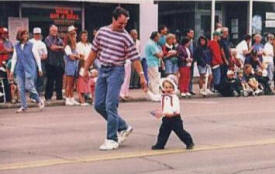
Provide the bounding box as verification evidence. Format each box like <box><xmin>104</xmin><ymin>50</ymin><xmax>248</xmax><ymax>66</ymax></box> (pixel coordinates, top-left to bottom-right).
<box><xmin>71</xmin><ymin>98</ymin><xmax>80</xmax><ymax>106</ymax></box>
<box><xmin>206</xmin><ymin>89</ymin><xmax>214</xmax><ymax>95</ymax></box>
<box><xmin>65</xmin><ymin>98</ymin><xmax>74</xmax><ymax>106</ymax></box>
<box><xmin>199</xmin><ymin>89</ymin><xmax>207</xmax><ymax>96</ymax></box>
<box><xmin>38</xmin><ymin>100</ymin><xmax>45</xmax><ymax>110</ymax></box>
<box><xmin>186</xmin><ymin>92</ymin><xmax>192</xmax><ymax>97</ymax></box>
<box><xmin>30</xmin><ymin>98</ymin><xmax>36</xmax><ymax>103</ymax></box>
<box><xmin>99</xmin><ymin>139</ymin><xmax>119</xmax><ymax>151</ymax></box>
<box><xmin>118</xmin><ymin>126</ymin><xmax>133</xmax><ymax>145</ymax></box>
<box><xmin>80</xmin><ymin>102</ymin><xmax>90</xmax><ymax>106</ymax></box>
<box><xmin>180</xmin><ymin>93</ymin><xmax>186</xmax><ymax>97</ymax></box>
<box><xmin>152</xmin><ymin>145</ymin><xmax>164</xmax><ymax>150</ymax></box>
<box><xmin>16</xmin><ymin>107</ymin><xmax>27</xmax><ymax>113</ymax></box>
<box><xmin>186</xmin><ymin>143</ymin><xmax>195</xmax><ymax>150</ymax></box>
<box><xmin>190</xmin><ymin>91</ymin><xmax>196</xmax><ymax>95</ymax></box>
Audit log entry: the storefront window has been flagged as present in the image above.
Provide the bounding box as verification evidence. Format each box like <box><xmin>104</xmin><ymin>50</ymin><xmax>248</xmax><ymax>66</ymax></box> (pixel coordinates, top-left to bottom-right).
<box><xmin>85</xmin><ymin>3</ymin><xmax>139</xmax><ymax>40</ymax></box>
<box><xmin>158</xmin><ymin>1</ymin><xmax>212</xmax><ymax>40</ymax></box>
<box><xmin>253</xmin><ymin>2</ymin><xmax>275</xmax><ymax>35</ymax></box>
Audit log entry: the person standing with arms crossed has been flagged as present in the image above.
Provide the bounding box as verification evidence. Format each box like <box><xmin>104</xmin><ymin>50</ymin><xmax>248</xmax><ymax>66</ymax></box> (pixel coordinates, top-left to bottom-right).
<box><xmin>84</xmin><ymin>7</ymin><xmax>147</xmax><ymax>151</ymax></box>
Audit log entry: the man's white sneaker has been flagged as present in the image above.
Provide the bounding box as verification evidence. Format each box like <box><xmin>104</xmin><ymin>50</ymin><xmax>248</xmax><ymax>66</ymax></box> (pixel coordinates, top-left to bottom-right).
<box><xmin>118</xmin><ymin>126</ymin><xmax>133</xmax><ymax>145</ymax></box>
<box><xmin>99</xmin><ymin>139</ymin><xmax>119</xmax><ymax>151</ymax></box>
<box><xmin>65</xmin><ymin>98</ymin><xmax>74</xmax><ymax>106</ymax></box>
<box><xmin>16</xmin><ymin>107</ymin><xmax>27</xmax><ymax>113</ymax></box>
<box><xmin>38</xmin><ymin>100</ymin><xmax>45</xmax><ymax>110</ymax></box>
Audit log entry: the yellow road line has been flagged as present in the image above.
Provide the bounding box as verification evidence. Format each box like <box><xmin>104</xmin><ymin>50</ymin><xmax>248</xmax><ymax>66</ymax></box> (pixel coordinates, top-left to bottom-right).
<box><xmin>1</xmin><ymin>138</ymin><xmax>275</xmax><ymax>171</ymax></box>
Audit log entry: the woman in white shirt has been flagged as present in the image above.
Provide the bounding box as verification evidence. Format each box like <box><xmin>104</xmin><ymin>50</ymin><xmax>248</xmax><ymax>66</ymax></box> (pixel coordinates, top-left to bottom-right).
<box><xmin>64</xmin><ymin>27</ymin><xmax>81</xmax><ymax>106</ymax></box>
<box><xmin>10</xmin><ymin>29</ymin><xmax>44</xmax><ymax>113</ymax></box>
<box><xmin>236</xmin><ymin>34</ymin><xmax>253</xmax><ymax>64</ymax></box>
<box><xmin>76</xmin><ymin>31</ymin><xmax>92</xmax><ymax>106</ymax></box>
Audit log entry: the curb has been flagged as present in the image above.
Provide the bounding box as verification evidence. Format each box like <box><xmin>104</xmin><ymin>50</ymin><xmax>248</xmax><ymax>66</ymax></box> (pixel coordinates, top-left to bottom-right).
<box><xmin>0</xmin><ymin>94</ymin><xmax>220</xmax><ymax>109</ymax></box>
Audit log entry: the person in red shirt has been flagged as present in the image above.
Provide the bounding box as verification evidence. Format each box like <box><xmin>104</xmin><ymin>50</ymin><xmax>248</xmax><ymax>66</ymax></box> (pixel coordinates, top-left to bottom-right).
<box><xmin>208</xmin><ymin>31</ymin><xmax>224</xmax><ymax>90</ymax></box>
<box><xmin>0</xmin><ymin>27</ymin><xmax>9</xmax><ymax>66</ymax></box>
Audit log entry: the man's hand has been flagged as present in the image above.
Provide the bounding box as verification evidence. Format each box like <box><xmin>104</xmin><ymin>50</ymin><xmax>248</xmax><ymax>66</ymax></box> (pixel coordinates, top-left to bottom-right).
<box><xmin>140</xmin><ymin>75</ymin><xmax>148</xmax><ymax>92</ymax></box>
<box><xmin>38</xmin><ymin>71</ymin><xmax>43</xmax><ymax>77</ymax></box>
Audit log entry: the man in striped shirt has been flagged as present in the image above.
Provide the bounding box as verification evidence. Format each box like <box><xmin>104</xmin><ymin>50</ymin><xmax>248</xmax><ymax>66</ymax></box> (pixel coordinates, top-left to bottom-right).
<box><xmin>84</xmin><ymin>7</ymin><xmax>147</xmax><ymax>151</ymax></box>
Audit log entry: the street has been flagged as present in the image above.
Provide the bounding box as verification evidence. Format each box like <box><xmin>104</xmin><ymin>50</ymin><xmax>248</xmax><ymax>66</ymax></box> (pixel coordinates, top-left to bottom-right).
<box><xmin>1</xmin><ymin>96</ymin><xmax>275</xmax><ymax>174</ymax></box>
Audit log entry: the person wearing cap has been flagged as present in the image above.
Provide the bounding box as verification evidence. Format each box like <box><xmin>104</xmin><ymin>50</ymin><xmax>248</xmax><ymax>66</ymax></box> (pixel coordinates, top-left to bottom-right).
<box><xmin>83</xmin><ymin>7</ymin><xmax>147</xmax><ymax>151</ymax></box>
<box><xmin>10</xmin><ymin>29</ymin><xmax>45</xmax><ymax>113</ymax></box>
<box><xmin>64</xmin><ymin>25</ymin><xmax>81</xmax><ymax>106</ymax></box>
<box><xmin>44</xmin><ymin>25</ymin><xmax>65</xmax><ymax>102</ymax></box>
<box><xmin>30</xmin><ymin>27</ymin><xmax>48</xmax><ymax>98</ymax></box>
<box><xmin>263</xmin><ymin>33</ymin><xmax>274</xmax><ymax>86</ymax></box>
<box><xmin>151</xmin><ymin>76</ymin><xmax>194</xmax><ymax>150</ymax></box>
<box><xmin>208</xmin><ymin>31</ymin><xmax>224</xmax><ymax>91</ymax></box>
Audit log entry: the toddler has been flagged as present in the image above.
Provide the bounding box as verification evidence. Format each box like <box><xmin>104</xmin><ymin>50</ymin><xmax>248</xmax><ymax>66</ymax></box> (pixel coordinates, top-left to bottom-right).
<box><xmin>151</xmin><ymin>77</ymin><xmax>194</xmax><ymax>150</ymax></box>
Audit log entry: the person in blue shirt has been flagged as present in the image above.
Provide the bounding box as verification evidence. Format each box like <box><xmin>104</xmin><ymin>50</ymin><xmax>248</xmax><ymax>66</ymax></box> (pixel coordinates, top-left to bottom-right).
<box><xmin>158</xmin><ymin>25</ymin><xmax>168</xmax><ymax>47</ymax></box>
<box><xmin>252</xmin><ymin>34</ymin><xmax>264</xmax><ymax>57</ymax></box>
<box><xmin>145</xmin><ymin>31</ymin><xmax>163</xmax><ymax>101</ymax></box>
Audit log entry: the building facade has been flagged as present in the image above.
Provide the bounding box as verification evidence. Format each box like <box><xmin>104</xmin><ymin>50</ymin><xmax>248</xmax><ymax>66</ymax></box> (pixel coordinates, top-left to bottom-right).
<box><xmin>1</xmin><ymin>0</ymin><xmax>275</xmax><ymax>49</ymax></box>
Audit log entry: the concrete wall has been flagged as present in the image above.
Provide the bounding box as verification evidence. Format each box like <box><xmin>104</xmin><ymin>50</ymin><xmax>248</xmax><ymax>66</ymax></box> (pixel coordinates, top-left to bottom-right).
<box><xmin>139</xmin><ymin>0</ymin><xmax>158</xmax><ymax>58</ymax></box>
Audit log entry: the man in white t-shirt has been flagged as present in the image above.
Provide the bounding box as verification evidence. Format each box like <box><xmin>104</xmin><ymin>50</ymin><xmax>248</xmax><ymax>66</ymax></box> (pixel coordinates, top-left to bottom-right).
<box><xmin>30</xmin><ymin>27</ymin><xmax>48</xmax><ymax>97</ymax></box>
<box><xmin>263</xmin><ymin>33</ymin><xmax>274</xmax><ymax>85</ymax></box>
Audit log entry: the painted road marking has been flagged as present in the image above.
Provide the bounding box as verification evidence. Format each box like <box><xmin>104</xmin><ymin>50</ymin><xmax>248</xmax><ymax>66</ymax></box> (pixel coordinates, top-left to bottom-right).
<box><xmin>1</xmin><ymin>138</ymin><xmax>275</xmax><ymax>171</ymax></box>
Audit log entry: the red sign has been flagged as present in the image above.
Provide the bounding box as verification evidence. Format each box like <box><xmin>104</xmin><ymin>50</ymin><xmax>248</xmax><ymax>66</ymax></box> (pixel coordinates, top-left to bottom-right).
<box><xmin>50</xmin><ymin>7</ymin><xmax>79</xmax><ymax>20</ymax></box>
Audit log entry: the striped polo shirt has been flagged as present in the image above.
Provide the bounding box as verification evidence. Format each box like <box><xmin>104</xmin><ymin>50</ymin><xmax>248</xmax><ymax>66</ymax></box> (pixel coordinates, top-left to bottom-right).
<box><xmin>91</xmin><ymin>25</ymin><xmax>140</xmax><ymax>66</ymax></box>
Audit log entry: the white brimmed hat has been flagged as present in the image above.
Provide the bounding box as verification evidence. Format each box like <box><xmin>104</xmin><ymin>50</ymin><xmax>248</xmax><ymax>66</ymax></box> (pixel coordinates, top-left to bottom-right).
<box><xmin>33</xmin><ymin>27</ymin><xmax>42</xmax><ymax>34</ymax></box>
<box><xmin>160</xmin><ymin>77</ymin><xmax>178</xmax><ymax>92</ymax></box>
<box><xmin>68</xmin><ymin>25</ymin><xmax>77</xmax><ymax>32</ymax></box>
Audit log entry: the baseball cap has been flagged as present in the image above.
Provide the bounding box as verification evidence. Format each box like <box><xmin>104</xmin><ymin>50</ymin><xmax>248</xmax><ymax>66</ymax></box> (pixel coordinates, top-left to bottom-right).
<box><xmin>33</xmin><ymin>27</ymin><xmax>42</xmax><ymax>34</ymax></box>
<box><xmin>3</xmin><ymin>28</ymin><xmax>8</xmax><ymax>33</ymax></box>
<box><xmin>213</xmin><ymin>31</ymin><xmax>221</xmax><ymax>36</ymax></box>
<box><xmin>68</xmin><ymin>25</ymin><xmax>77</xmax><ymax>32</ymax></box>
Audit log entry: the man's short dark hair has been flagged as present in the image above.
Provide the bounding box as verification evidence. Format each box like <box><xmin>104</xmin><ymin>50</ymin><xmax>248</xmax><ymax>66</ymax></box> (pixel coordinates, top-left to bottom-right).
<box><xmin>181</xmin><ymin>36</ymin><xmax>190</xmax><ymax>45</ymax></box>
<box><xmin>112</xmin><ymin>6</ymin><xmax>129</xmax><ymax>20</ymax></box>
<box><xmin>150</xmin><ymin>31</ymin><xmax>159</xmax><ymax>40</ymax></box>
<box><xmin>158</xmin><ymin>25</ymin><xmax>167</xmax><ymax>33</ymax></box>
<box><xmin>185</xmin><ymin>28</ymin><xmax>193</xmax><ymax>36</ymax></box>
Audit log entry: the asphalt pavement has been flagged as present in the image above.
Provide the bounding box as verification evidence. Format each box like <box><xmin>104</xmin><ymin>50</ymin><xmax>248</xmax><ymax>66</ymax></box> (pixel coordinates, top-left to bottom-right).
<box><xmin>1</xmin><ymin>96</ymin><xmax>275</xmax><ymax>174</ymax></box>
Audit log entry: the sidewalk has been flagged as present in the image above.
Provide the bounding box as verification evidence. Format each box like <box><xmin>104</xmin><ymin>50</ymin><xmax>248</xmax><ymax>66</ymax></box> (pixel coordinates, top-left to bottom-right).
<box><xmin>0</xmin><ymin>85</ymin><xmax>218</xmax><ymax>109</ymax></box>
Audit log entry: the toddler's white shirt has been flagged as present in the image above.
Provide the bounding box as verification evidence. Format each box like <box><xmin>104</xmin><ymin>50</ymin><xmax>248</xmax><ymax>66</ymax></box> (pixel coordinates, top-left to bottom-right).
<box><xmin>161</xmin><ymin>94</ymin><xmax>180</xmax><ymax>116</ymax></box>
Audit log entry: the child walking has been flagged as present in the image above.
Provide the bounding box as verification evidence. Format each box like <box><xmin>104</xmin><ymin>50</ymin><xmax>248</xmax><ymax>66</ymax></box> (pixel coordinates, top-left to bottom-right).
<box><xmin>151</xmin><ymin>76</ymin><xmax>194</xmax><ymax>150</ymax></box>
